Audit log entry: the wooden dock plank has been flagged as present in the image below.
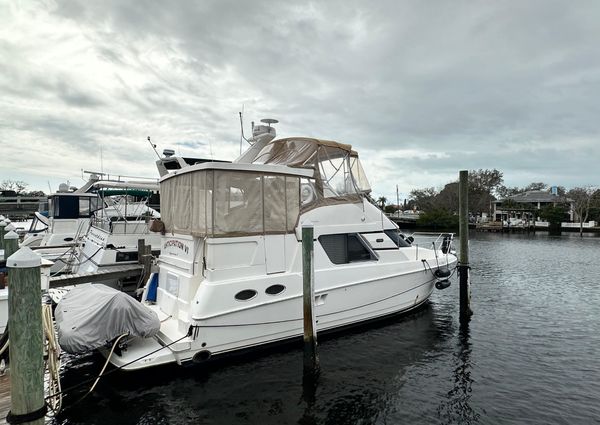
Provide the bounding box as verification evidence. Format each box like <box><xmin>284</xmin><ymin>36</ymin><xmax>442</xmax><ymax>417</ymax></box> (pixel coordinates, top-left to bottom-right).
<box><xmin>0</xmin><ymin>371</ymin><xmax>10</xmax><ymax>425</ymax></box>
<box><xmin>49</xmin><ymin>264</ymin><xmax>143</xmax><ymax>287</ymax></box>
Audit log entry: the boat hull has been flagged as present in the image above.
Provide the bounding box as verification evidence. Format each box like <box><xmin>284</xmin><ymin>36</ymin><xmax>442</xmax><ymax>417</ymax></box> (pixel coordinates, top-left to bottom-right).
<box><xmin>109</xmin><ymin>262</ymin><xmax>449</xmax><ymax>370</ymax></box>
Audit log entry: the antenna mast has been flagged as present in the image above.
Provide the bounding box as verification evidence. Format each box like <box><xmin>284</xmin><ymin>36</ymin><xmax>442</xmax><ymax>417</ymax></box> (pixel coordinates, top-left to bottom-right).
<box><xmin>147</xmin><ymin>136</ymin><xmax>161</xmax><ymax>160</ymax></box>
<box><xmin>239</xmin><ymin>107</ymin><xmax>252</xmax><ymax>153</ymax></box>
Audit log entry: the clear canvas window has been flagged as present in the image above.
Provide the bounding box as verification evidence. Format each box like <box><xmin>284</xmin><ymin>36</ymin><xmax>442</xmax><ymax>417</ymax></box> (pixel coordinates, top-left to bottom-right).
<box><xmin>161</xmin><ymin>169</ymin><xmax>301</xmax><ymax>237</ymax></box>
<box><xmin>214</xmin><ymin>171</ymin><xmax>263</xmax><ymax>235</ymax></box>
<box><xmin>286</xmin><ymin>177</ymin><xmax>300</xmax><ymax>231</ymax></box>
<box><xmin>316</xmin><ymin>147</ymin><xmax>357</xmax><ymax>198</ymax></box>
<box><xmin>264</xmin><ymin>175</ymin><xmax>286</xmax><ymax>233</ymax></box>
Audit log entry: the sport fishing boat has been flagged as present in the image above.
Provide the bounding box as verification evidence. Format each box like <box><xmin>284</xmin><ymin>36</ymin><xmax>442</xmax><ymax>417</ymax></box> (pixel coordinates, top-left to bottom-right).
<box><xmin>56</xmin><ymin>120</ymin><xmax>457</xmax><ymax>368</ymax></box>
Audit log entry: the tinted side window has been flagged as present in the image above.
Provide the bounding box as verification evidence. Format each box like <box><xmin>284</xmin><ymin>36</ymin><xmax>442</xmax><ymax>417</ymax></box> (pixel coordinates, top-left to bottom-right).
<box><xmin>319</xmin><ymin>234</ymin><xmax>376</xmax><ymax>265</ymax></box>
<box><xmin>384</xmin><ymin>229</ymin><xmax>411</xmax><ymax>247</ymax></box>
<box><xmin>319</xmin><ymin>234</ymin><xmax>347</xmax><ymax>264</ymax></box>
<box><xmin>348</xmin><ymin>234</ymin><xmax>372</xmax><ymax>261</ymax></box>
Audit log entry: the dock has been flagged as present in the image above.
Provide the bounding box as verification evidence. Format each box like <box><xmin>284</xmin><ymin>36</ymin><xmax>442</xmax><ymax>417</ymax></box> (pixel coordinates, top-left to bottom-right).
<box><xmin>476</xmin><ymin>222</ymin><xmax>535</xmax><ymax>233</ymax></box>
<box><xmin>0</xmin><ymin>371</ymin><xmax>9</xmax><ymax>425</ymax></box>
<box><xmin>476</xmin><ymin>222</ymin><xmax>506</xmax><ymax>232</ymax></box>
<box><xmin>476</xmin><ymin>221</ymin><xmax>600</xmax><ymax>233</ymax></box>
<box><xmin>387</xmin><ymin>212</ymin><xmax>420</xmax><ymax>227</ymax></box>
<box><xmin>49</xmin><ymin>264</ymin><xmax>144</xmax><ymax>287</ymax></box>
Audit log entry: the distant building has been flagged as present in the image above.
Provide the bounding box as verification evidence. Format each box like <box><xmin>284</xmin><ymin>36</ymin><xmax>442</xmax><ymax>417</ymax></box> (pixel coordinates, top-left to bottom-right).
<box><xmin>493</xmin><ymin>190</ymin><xmax>574</xmax><ymax>223</ymax></box>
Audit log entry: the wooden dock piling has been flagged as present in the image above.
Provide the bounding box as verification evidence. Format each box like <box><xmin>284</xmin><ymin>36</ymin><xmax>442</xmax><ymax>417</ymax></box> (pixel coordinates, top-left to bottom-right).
<box><xmin>458</xmin><ymin>170</ymin><xmax>473</xmax><ymax>322</ymax></box>
<box><xmin>2</xmin><ymin>232</ymin><xmax>19</xmax><ymax>262</ymax></box>
<box><xmin>6</xmin><ymin>247</ymin><xmax>45</xmax><ymax>425</ymax></box>
<box><xmin>302</xmin><ymin>222</ymin><xmax>319</xmax><ymax>373</ymax></box>
<box><xmin>137</xmin><ymin>239</ymin><xmax>152</xmax><ymax>290</ymax></box>
<box><xmin>2</xmin><ymin>224</ymin><xmax>16</xmax><ymax>256</ymax></box>
<box><xmin>0</xmin><ymin>220</ymin><xmax>6</xmax><ymax>251</ymax></box>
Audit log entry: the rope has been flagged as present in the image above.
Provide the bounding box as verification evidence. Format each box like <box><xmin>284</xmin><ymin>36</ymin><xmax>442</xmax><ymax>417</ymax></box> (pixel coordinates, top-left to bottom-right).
<box><xmin>46</xmin><ymin>331</ymin><xmax>190</xmax><ymax>405</ymax></box>
<box><xmin>42</xmin><ymin>301</ymin><xmax>62</xmax><ymax>414</ymax></box>
<box><xmin>0</xmin><ymin>339</ymin><xmax>8</xmax><ymax>357</ymax></box>
<box><xmin>422</xmin><ymin>258</ymin><xmax>459</xmax><ymax>280</ymax></box>
<box><xmin>75</xmin><ymin>333</ymin><xmax>129</xmax><ymax>404</ymax></box>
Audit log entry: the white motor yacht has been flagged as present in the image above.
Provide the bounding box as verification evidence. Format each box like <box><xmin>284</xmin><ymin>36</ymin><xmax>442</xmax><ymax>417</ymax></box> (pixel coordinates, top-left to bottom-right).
<box><xmin>21</xmin><ymin>180</ymin><xmax>102</xmax><ymax>248</ymax></box>
<box><xmin>71</xmin><ymin>181</ymin><xmax>162</xmax><ymax>282</ymax></box>
<box><xmin>56</xmin><ymin>121</ymin><xmax>457</xmax><ymax>368</ymax></box>
<box><xmin>26</xmin><ymin>177</ymin><xmax>161</xmax><ymax>277</ymax></box>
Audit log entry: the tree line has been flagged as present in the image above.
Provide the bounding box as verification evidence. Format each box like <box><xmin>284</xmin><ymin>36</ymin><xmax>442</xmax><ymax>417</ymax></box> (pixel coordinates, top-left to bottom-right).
<box><xmin>377</xmin><ymin>170</ymin><xmax>600</xmax><ymax>232</ymax></box>
<box><xmin>0</xmin><ymin>180</ymin><xmax>46</xmax><ymax>197</ymax></box>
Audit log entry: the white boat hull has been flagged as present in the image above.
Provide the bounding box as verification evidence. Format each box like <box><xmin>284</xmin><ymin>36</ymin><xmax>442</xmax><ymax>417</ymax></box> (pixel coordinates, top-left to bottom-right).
<box><xmin>110</xmin><ymin>251</ymin><xmax>453</xmax><ymax>370</ymax></box>
<box><xmin>0</xmin><ymin>288</ymin><xmax>7</xmax><ymax>335</ymax></box>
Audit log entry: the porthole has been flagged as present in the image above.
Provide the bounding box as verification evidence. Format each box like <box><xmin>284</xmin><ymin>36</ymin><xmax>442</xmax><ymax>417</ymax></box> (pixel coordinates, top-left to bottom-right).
<box><xmin>265</xmin><ymin>284</ymin><xmax>285</xmax><ymax>296</ymax></box>
<box><xmin>235</xmin><ymin>289</ymin><xmax>257</xmax><ymax>301</ymax></box>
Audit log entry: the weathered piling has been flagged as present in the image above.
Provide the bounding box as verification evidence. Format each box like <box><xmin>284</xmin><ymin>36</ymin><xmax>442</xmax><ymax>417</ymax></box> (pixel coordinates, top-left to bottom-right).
<box><xmin>137</xmin><ymin>239</ymin><xmax>152</xmax><ymax>290</ymax></box>
<box><xmin>0</xmin><ymin>220</ymin><xmax>6</xmax><ymax>251</ymax></box>
<box><xmin>3</xmin><ymin>223</ymin><xmax>16</xmax><ymax>241</ymax></box>
<box><xmin>6</xmin><ymin>247</ymin><xmax>45</xmax><ymax>425</ymax></box>
<box><xmin>302</xmin><ymin>222</ymin><xmax>319</xmax><ymax>373</ymax></box>
<box><xmin>458</xmin><ymin>170</ymin><xmax>473</xmax><ymax>322</ymax></box>
<box><xmin>3</xmin><ymin>232</ymin><xmax>19</xmax><ymax>262</ymax></box>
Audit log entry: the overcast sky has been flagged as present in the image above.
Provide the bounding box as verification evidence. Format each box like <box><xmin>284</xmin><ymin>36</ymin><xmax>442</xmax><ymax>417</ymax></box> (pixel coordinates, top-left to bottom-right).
<box><xmin>1</xmin><ymin>0</ymin><xmax>599</xmax><ymax>201</ymax></box>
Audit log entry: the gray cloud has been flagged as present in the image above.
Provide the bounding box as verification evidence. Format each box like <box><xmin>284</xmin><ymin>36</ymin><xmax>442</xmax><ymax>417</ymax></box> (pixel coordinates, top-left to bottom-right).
<box><xmin>1</xmin><ymin>0</ymin><xmax>599</xmax><ymax>198</ymax></box>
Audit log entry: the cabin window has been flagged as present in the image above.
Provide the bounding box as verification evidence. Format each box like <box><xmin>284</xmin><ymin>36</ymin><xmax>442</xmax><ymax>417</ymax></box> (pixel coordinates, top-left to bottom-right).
<box><xmin>235</xmin><ymin>289</ymin><xmax>257</xmax><ymax>301</ymax></box>
<box><xmin>79</xmin><ymin>198</ymin><xmax>90</xmax><ymax>216</ymax></box>
<box><xmin>116</xmin><ymin>251</ymin><xmax>137</xmax><ymax>262</ymax></box>
<box><xmin>53</xmin><ymin>196</ymin><xmax>78</xmax><ymax>219</ymax></box>
<box><xmin>319</xmin><ymin>233</ymin><xmax>377</xmax><ymax>265</ymax></box>
<box><xmin>265</xmin><ymin>284</ymin><xmax>286</xmax><ymax>295</ymax></box>
<box><xmin>384</xmin><ymin>229</ymin><xmax>412</xmax><ymax>247</ymax></box>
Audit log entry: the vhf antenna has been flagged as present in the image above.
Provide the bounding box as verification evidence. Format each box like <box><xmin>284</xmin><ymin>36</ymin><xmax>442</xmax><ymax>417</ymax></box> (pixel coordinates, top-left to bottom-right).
<box><xmin>239</xmin><ymin>106</ymin><xmax>252</xmax><ymax>155</ymax></box>
<box><xmin>147</xmin><ymin>136</ymin><xmax>161</xmax><ymax>160</ymax></box>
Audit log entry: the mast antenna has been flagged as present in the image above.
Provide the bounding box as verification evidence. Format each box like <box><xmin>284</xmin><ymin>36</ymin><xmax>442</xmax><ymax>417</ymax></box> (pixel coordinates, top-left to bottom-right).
<box><xmin>147</xmin><ymin>136</ymin><xmax>161</xmax><ymax>160</ymax></box>
<box><xmin>239</xmin><ymin>106</ymin><xmax>252</xmax><ymax>151</ymax></box>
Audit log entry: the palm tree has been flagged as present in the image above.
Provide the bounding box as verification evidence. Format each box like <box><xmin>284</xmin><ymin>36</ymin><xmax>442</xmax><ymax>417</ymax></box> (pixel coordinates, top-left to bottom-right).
<box><xmin>376</xmin><ymin>196</ymin><xmax>387</xmax><ymax>210</ymax></box>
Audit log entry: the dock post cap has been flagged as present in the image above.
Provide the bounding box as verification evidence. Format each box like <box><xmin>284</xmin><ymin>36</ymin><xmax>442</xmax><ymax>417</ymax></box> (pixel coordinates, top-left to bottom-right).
<box><xmin>4</xmin><ymin>230</ymin><xmax>19</xmax><ymax>240</ymax></box>
<box><xmin>4</xmin><ymin>223</ymin><xmax>16</xmax><ymax>232</ymax></box>
<box><xmin>7</xmin><ymin>246</ymin><xmax>42</xmax><ymax>269</ymax></box>
<box><xmin>301</xmin><ymin>220</ymin><xmax>314</xmax><ymax>228</ymax></box>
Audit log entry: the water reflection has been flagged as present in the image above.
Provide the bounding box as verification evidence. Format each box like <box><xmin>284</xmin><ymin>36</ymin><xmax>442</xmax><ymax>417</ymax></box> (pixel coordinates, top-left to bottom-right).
<box><xmin>437</xmin><ymin>321</ymin><xmax>480</xmax><ymax>424</ymax></box>
<box><xmin>50</xmin><ymin>230</ymin><xmax>600</xmax><ymax>424</ymax></box>
<box><xmin>56</xmin><ymin>303</ymin><xmax>456</xmax><ymax>424</ymax></box>
<box><xmin>300</xmin><ymin>359</ymin><xmax>319</xmax><ymax>425</ymax></box>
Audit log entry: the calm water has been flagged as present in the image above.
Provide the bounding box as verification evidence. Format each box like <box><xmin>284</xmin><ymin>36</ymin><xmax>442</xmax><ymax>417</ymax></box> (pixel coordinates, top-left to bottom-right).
<box><xmin>53</xmin><ymin>231</ymin><xmax>600</xmax><ymax>424</ymax></box>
